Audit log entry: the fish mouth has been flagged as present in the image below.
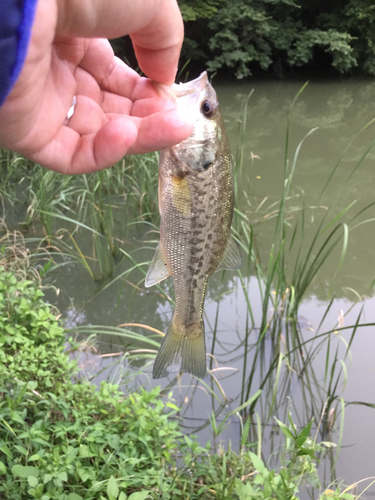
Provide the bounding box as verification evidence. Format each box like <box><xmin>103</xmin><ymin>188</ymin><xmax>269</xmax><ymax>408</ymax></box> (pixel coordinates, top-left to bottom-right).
<box><xmin>172</xmin><ymin>72</ymin><xmax>209</xmax><ymax>98</ymax></box>
<box><xmin>152</xmin><ymin>72</ymin><xmax>209</xmax><ymax>101</ymax></box>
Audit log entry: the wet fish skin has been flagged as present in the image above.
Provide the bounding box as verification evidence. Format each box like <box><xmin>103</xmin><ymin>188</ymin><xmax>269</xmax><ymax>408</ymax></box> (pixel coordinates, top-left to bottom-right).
<box><xmin>146</xmin><ymin>72</ymin><xmax>241</xmax><ymax>379</ymax></box>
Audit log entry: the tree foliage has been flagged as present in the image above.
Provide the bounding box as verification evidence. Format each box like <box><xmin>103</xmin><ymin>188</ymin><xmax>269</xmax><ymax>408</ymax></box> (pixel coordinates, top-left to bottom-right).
<box><xmin>177</xmin><ymin>0</ymin><xmax>375</xmax><ymax>77</ymax></box>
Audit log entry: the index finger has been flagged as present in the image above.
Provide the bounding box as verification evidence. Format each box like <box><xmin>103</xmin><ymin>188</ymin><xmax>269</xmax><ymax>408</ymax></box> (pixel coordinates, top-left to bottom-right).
<box><xmin>56</xmin><ymin>0</ymin><xmax>184</xmax><ymax>85</ymax></box>
<box><xmin>130</xmin><ymin>0</ymin><xmax>184</xmax><ymax>85</ymax></box>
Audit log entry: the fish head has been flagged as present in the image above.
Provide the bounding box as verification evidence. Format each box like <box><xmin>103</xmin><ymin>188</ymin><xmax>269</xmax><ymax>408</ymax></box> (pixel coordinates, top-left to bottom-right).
<box><xmin>155</xmin><ymin>72</ymin><xmax>224</xmax><ymax>172</ymax></box>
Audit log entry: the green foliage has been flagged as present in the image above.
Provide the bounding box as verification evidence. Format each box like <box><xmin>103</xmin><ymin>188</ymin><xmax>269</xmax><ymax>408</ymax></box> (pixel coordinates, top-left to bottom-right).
<box><xmin>0</xmin><ymin>270</ymin><xmax>76</xmax><ymax>391</ymax></box>
<box><xmin>0</xmin><ymin>267</ymin><xmax>182</xmax><ymax>499</ymax></box>
<box><xmin>168</xmin><ymin>417</ymin><xmax>356</xmax><ymax>500</ymax></box>
<box><xmin>178</xmin><ymin>0</ymin><xmax>225</xmax><ymax>22</ymax></box>
<box><xmin>0</xmin><ymin>380</ymin><xmax>181</xmax><ymax>499</ymax></box>
<box><xmin>315</xmin><ymin>0</ymin><xmax>375</xmax><ymax>75</ymax></box>
<box><xmin>206</xmin><ymin>0</ymin><xmax>357</xmax><ymax>78</ymax></box>
<box><xmin>207</xmin><ymin>0</ymin><xmax>293</xmax><ymax>78</ymax></box>
<box><xmin>178</xmin><ymin>0</ymin><xmax>373</xmax><ymax>78</ymax></box>
<box><xmin>0</xmin><ymin>151</ymin><xmax>160</xmax><ymax>281</ymax></box>
<box><xmin>287</xmin><ymin>29</ymin><xmax>356</xmax><ymax>72</ymax></box>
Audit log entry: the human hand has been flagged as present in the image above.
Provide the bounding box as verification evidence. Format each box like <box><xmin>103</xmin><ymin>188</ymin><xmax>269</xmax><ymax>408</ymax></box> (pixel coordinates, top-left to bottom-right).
<box><xmin>0</xmin><ymin>0</ymin><xmax>193</xmax><ymax>174</ymax></box>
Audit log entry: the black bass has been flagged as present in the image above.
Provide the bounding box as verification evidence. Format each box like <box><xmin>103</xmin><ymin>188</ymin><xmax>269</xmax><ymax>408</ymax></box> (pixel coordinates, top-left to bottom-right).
<box><xmin>146</xmin><ymin>72</ymin><xmax>241</xmax><ymax>379</ymax></box>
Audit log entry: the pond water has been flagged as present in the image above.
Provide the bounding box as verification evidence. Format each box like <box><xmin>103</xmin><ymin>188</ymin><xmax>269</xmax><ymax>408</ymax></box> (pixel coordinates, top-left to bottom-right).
<box><xmin>44</xmin><ymin>77</ymin><xmax>375</xmax><ymax>494</ymax></box>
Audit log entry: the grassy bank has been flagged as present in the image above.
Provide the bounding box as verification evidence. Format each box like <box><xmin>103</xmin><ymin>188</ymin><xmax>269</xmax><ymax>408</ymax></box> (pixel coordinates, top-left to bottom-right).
<box><xmin>0</xmin><ymin>263</ymin><xmax>362</xmax><ymax>500</ymax></box>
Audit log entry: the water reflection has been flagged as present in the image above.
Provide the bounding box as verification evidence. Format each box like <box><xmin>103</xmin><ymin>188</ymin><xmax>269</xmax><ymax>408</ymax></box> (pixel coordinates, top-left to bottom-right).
<box><xmin>64</xmin><ymin>306</ymin><xmax>87</xmax><ymax>329</ymax></box>
<box><xmin>218</xmin><ymin>78</ymin><xmax>375</xmax><ymax>300</ymax></box>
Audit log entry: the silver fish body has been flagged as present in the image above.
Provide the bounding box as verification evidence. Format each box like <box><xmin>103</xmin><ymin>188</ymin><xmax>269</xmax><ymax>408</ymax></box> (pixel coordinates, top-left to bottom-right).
<box><xmin>146</xmin><ymin>72</ymin><xmax>241</xmax><ymax>379</ymax></box>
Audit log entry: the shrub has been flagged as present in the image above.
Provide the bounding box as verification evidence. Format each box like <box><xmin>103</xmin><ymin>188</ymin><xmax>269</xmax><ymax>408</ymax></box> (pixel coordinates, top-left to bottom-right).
<box><xmin>0</xmin><ymin>267</ymin><xmax>182</xmax><ymax>499</ymax></box>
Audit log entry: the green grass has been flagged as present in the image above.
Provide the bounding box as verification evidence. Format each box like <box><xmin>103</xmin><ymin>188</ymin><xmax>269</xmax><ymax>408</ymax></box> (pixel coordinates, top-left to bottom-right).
<box><xmin>223</xmin><ymin>89</ymin><xmax>375</xmax><ymax>449</ymax></box>
<box><xmin>0</xmin><ymin>149</ymin><xmax>160</xmax><ymax>281</ymax></box>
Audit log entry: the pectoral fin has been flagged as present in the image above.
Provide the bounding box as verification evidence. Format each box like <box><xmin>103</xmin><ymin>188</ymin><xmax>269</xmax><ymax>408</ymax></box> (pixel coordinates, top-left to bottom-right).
<box><xmin>145</xmin><ymin>243</ymin><xmax>171</xmax><ymax>288</ymax></box>
<box><xmin>215</xmin><ymin>234</ymin><xmax>242</xmax><ymax>272</ymax></box>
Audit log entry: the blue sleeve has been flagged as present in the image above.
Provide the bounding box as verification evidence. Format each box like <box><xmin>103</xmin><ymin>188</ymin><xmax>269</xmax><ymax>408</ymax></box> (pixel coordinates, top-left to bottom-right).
<box><xmin>0</xmin><ymin>0</ymin><xmax>39</xmax><ymax>106</ymax></box>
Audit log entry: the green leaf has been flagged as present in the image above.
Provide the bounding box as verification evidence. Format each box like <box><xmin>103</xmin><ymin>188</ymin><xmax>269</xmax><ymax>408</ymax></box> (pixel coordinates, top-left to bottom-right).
<box><xmin>34</xmin><ymin>484</ymin><xmax>44</xmax><ymax>497</ymax></box>
<box><xmin>249</xmin><ymin>451</ymin><xmax>267</xmax><ymax>476</ymax></box>
<box><xmin>274</xmin><ymin>418</ymin><xmax>294</xmax><ymax>439</ymax></box>
<box><xmin>79</xmin><ymin>444</ymin><xmax>95</xmax><ymax>458</ymax></box>
<box><xmin>43</xmin><ymin>473</ymin><xmax>52</xmax><ymax>484</ymax></box>
<box><xmin>11</xmin><ymin>464</ymin><xmax>39</xmax><ymax>478</ymax></box>
<box><xmin>14</xmin><ymin>444</ymin><xmax>28</xmax><ymax>455</ymax></box>
<box><xmin>296</xmin><ymin>420</ymin><xmax>313</xmax><ymax>447</ymax></box>
<box><xmin>28</xmin><ymin>476</ymin><xmax>38</xmax><ymax>487</ymax></box>
<box><xmin>184</xmin><ymin>435</ymin><xmax>193</xmax><ymax>447</ymax></box>
<box><xmin>0</xmin><ymin>444</ymin><xmax>12</xmax><ymax>458</ymax></box>
<box><xmin>118</xmin><ymin>493</ymin><xmax>127</xmax><ymax>500</ymax></box>
<box><xmin>27</xmin><ymin>380</ymin><xmax>38</xmax><ymax>391</ymax></box>
<box><xmin>234</xmin><ymin>478</ymin><xmax>254</xmax><ymax>499</ymax></box>
<box><xmin>128</xmin><ymin>491</ymin><xmax>150</xmax><ymax>500</ymax></box>
<box><xmin>0</xmin><ymin>461</ymin><xmax>7</xmax><ymax>474</ymax></box>
<box><xmin>58</xmin><ymin>471</ymin><xmax>68</xmax><ymax>482</ymax></box>
<box><xmin>107</xmin><ymin>434</ymin><xmax>120</xmax><ymax>449</ymax></box>
<box><xmin>67</xmin><ymin>493</ymin><xmax>84</xmax><ymax>500</ymax></box>
<box><xmin>107</xmin><ymin>475</ymin><xmax>119</xmax><ymax>499</ymax></box>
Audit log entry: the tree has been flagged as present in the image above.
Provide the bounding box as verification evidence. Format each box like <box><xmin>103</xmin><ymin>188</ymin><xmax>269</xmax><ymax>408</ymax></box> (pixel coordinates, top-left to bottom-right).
<box><xmin>177</xmin><ymin>0</ymin><xmax>372</xmax><ymax>78</ymax></box>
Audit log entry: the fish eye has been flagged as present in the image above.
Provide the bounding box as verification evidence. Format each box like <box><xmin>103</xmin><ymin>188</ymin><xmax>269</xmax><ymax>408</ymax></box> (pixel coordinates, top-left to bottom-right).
<box><xmin>201</xmin><ymin>100</ymin><xmax>216</xmax><ymax>118</ymax></box>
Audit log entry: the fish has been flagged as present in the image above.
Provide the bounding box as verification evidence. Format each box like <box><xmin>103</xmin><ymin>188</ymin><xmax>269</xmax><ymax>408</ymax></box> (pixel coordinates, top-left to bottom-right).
<box><xmin>145</xmin><ymin>72</ymin><xmax>242</xmax><ymax>379</ymax></box>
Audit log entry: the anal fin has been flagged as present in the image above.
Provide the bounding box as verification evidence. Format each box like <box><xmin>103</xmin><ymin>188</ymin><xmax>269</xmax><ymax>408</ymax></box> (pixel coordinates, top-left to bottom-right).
<box><xmin>145</xmin><ymin>243</ymin><xmax>171</xmax><ymax>288</ymax></box>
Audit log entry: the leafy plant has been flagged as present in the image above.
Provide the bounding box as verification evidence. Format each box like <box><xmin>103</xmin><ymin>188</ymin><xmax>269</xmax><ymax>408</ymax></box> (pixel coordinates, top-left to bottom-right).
<box><xmin>178</xmin><ymin>0</ymin><xmax>373</xmax><ymax>78</ymax></box>
<box><xmin>0</xmin><ymin>267</ymin><xmax>182</xmax><ymax>499</ymax></box>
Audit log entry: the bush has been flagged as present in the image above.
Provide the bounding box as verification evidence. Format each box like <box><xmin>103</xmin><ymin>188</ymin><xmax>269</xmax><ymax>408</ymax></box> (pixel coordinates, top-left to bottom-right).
<box><xmin>0</xmin><ymin>267</ymin><xmax>183</xmax><ymax>500</ymax></box>
<box><xmin>178</xmin><ymin>0</ymin><xmax>375</xmax><ymax>78</ymax></box>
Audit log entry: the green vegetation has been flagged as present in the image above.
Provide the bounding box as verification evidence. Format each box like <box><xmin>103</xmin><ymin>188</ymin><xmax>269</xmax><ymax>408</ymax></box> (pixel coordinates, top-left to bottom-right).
<box><xmin>0</xmin><ymin>266</ymin><xmax>361</xmax><ymax>499</ymax></box>
<box><xmin>176</xmin><ymin>0</ymin><xmax>375</xmax><ymax>78</ymax></box>
<box><xmin>0</xmin><ymin>149</ymin><xmax>160</xmax><ymax>281</ymax></box>
<box><xmin>110</xmin><ymin>2</ymin><xmax>375</xmax><ymax>77</ymax></box>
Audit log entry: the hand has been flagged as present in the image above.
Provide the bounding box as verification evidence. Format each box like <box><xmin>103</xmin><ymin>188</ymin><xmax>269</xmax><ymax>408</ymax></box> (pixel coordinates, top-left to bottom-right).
<box><xmin>0</xmin><ymin>0</ymin><xmax>193</xmax><ymax>174</ymax></box>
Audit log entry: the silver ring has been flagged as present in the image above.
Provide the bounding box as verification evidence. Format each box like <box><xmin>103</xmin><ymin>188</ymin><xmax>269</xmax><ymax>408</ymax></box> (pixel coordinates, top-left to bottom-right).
<box><xmin>66</xmin><ymin>96</ymin><xmax>77</xmax><ymax>120</ymax></box>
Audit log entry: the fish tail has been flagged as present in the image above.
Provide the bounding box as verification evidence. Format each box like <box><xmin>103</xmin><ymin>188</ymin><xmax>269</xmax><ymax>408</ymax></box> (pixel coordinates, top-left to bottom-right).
<box><xmin>153</xmin><ymin>321</ymin><xmax>206</xmax><ymax>379</ymax></box>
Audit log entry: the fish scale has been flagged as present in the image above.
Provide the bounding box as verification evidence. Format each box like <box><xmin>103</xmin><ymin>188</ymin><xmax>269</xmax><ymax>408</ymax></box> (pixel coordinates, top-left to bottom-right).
<box><xmin>145</xmin><ymin>72</ymin><xmax>242</xmax><ymax>379</ymax></box>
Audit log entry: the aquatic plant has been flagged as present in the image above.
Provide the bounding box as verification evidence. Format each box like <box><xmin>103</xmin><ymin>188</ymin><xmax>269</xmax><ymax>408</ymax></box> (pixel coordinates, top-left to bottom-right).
<box><xmin>0</xmin><ymin>148</ymin><xmax>160</xmax><ymax>281</ymax></box>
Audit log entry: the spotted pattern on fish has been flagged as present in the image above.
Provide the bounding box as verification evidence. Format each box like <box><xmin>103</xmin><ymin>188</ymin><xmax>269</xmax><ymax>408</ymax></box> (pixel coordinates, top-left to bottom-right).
<box><xmin>159</xmin><ymin>120</ymin><xmax>233</xmax><ymax>331</ymax></box>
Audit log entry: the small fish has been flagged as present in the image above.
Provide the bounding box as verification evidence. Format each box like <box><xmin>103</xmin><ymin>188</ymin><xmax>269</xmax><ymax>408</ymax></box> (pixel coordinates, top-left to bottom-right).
<box><xmin>146</xmin><ymin>72</ymin><xmax>242</xmax><ymax>379</ymax></box>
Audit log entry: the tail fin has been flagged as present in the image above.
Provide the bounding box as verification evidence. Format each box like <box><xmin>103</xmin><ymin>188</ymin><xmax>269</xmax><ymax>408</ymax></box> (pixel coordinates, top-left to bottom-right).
<box><xmin>153</xmin><ymin>321</ymin><xmax>206</xmax><ymax>379</ymax></box>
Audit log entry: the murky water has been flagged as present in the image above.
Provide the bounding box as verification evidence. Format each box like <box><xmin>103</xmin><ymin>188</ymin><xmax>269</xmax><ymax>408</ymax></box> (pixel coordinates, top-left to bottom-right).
<box><xmin>47</xmin><ymin>77</ymin><xmax>375</xmax><ymax>493</ymax></box>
